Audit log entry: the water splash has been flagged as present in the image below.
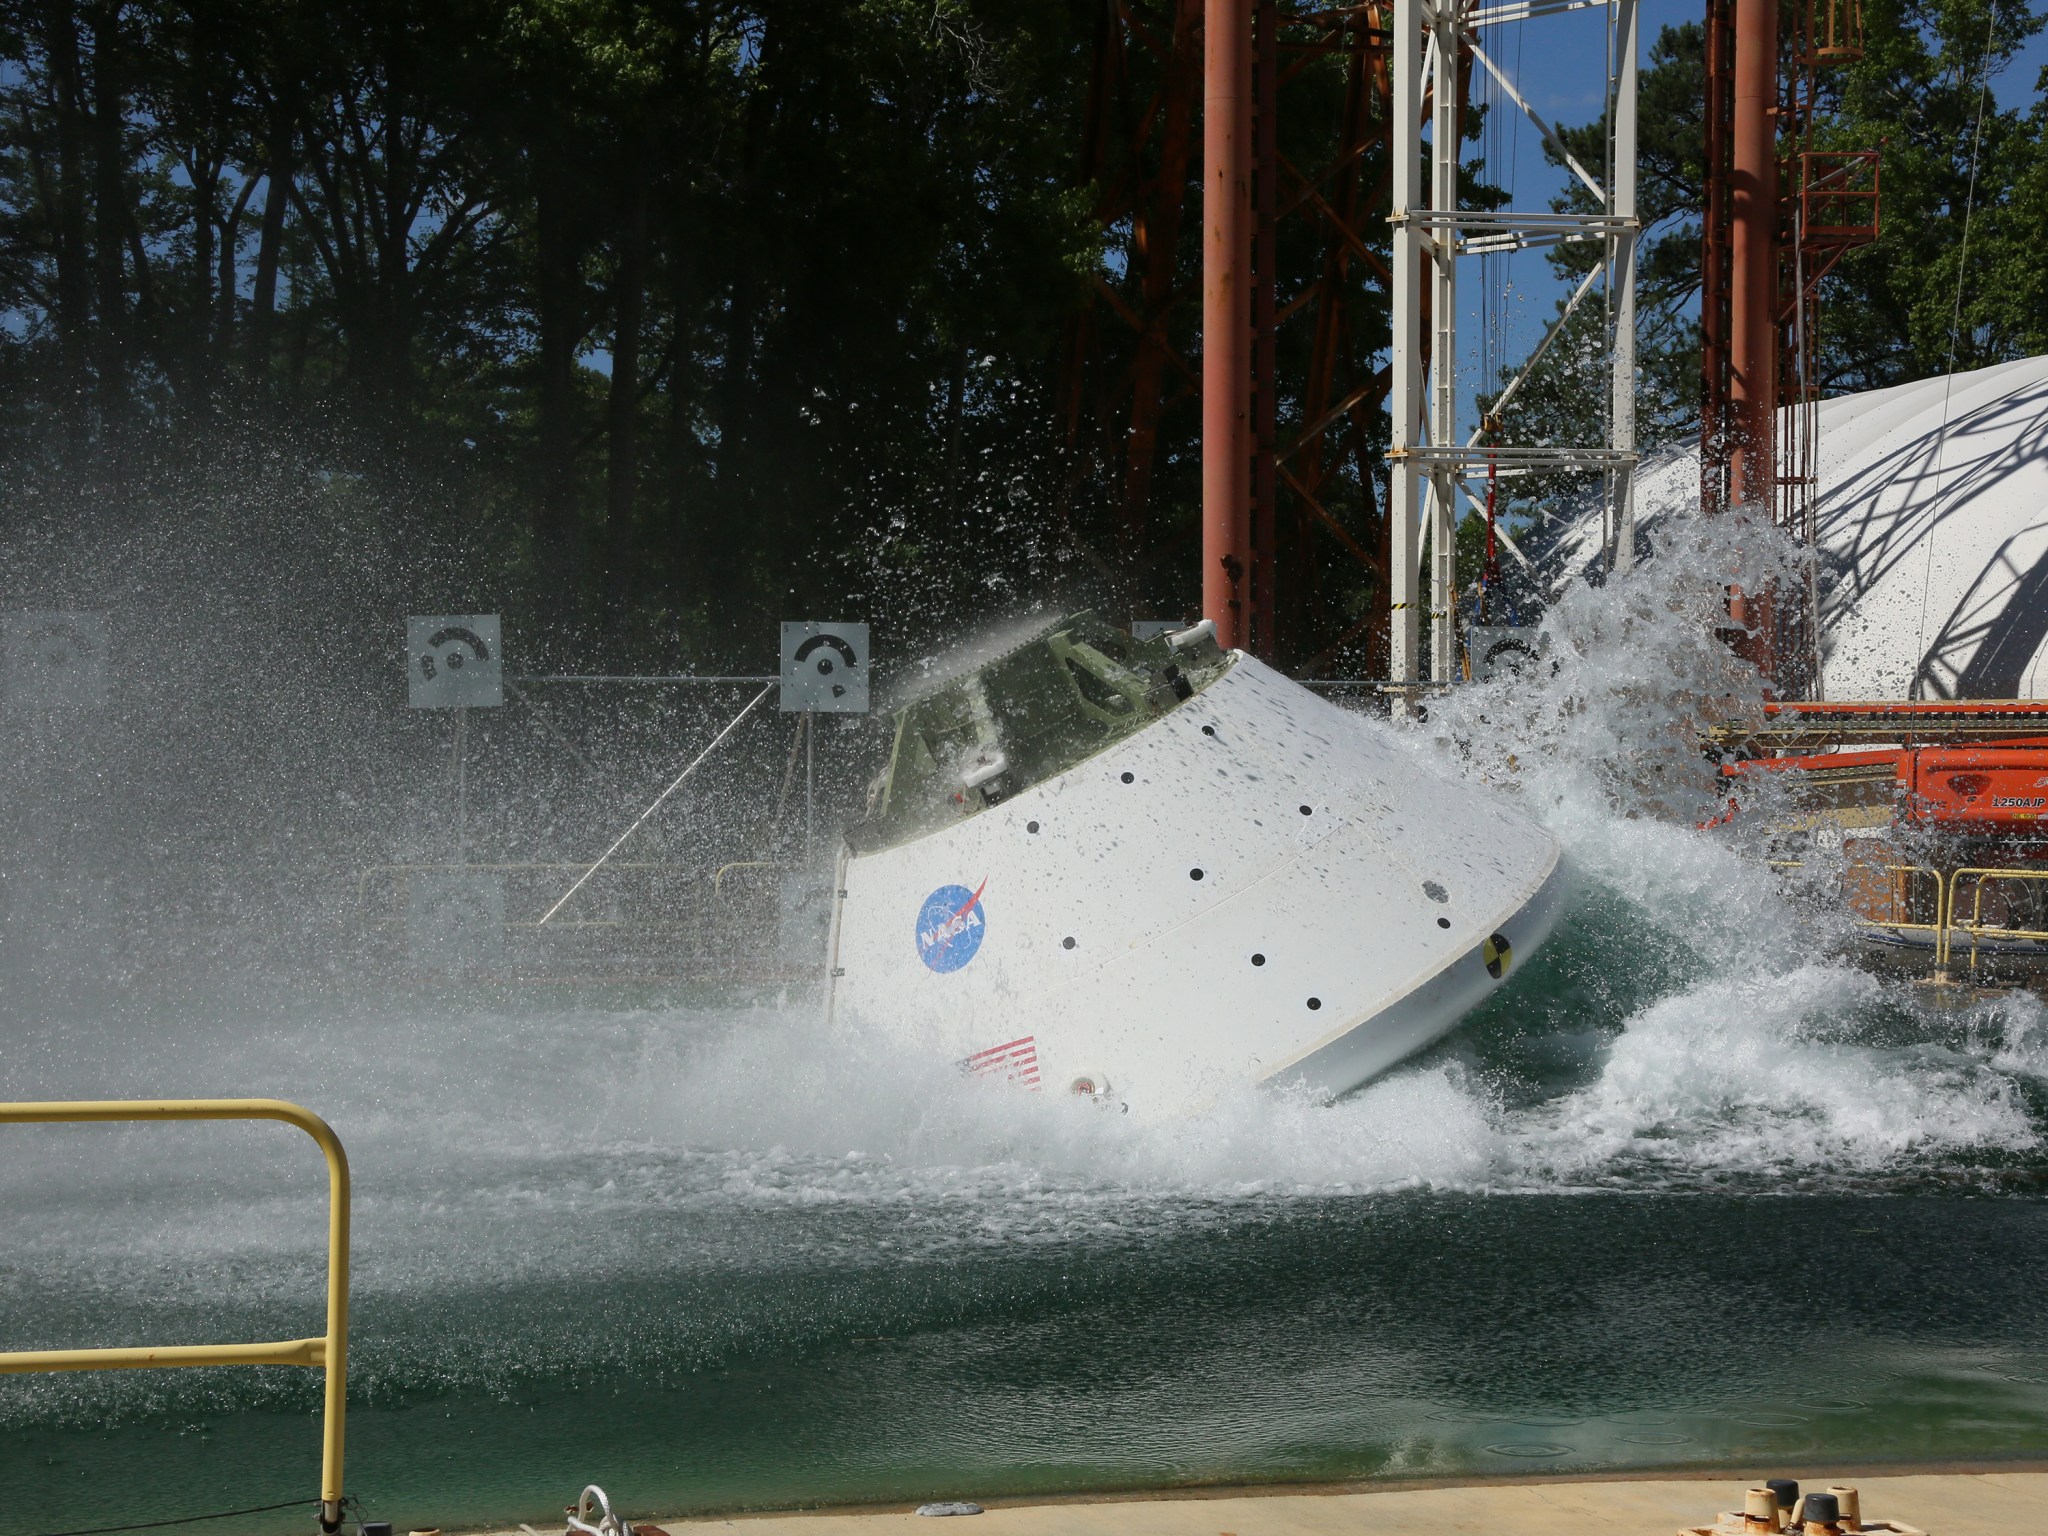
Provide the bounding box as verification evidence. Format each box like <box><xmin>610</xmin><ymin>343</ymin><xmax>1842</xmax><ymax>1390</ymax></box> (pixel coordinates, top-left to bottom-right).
<box><xmin>7</xmin><ymin>504</ymin><xmax>2047</xmax><ymax>1460</ymax></box>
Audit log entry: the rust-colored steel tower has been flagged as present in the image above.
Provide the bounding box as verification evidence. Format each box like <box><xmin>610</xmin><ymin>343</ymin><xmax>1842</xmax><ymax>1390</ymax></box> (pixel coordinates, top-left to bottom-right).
<box><xmin>1203</xmin><ymin>0</ymin><xmax>1255</xmax><ymax>649</ymax></box>
<box><xmin>1700</xmin><ymin>0</ymin><xmax>1879</xmax><ymax>694</ymax></box>
<box><xmin>1055</xmin><ymin>0</ymin><xmax>1400</xmax><ymax>670</ymax></box>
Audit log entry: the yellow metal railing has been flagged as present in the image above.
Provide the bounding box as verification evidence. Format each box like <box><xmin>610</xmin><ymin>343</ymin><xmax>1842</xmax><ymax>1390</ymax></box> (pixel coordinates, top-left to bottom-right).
<box><xmin>1772</xmin><ymin>859</ymin><xmax>1951</xmax><ymax>965</ymax></box>
<box><xmin>1946</xmin><ymin>866</ymin><xmax>2048</xmax><ymax>979</ymax></box>
<box><xmin>0</xmin><ymin>1099</ymin><xmax>351</xmax><ymax>1530</ymax></box>
<box><xmin>1856</xmin><ymin>862</ymin><xmax>1949</xmax><ymax>962</ymax></box>
<box><xmin>712</xmin><ymin>860</ymin><xmax>775</xmax><ymax>899</ymax></box>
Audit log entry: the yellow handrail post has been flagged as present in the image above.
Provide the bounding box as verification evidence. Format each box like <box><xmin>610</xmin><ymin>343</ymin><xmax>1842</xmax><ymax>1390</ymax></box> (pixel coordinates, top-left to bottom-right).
<box><xmin>1940</xmin><ymin>866</ymin><xmax>2048</xmax><ymax>984</ymax></box>
<box><xmin>0</xmin><ymin>1099</ymin><xmax>351</xmax><ymax>1530</ymax></box>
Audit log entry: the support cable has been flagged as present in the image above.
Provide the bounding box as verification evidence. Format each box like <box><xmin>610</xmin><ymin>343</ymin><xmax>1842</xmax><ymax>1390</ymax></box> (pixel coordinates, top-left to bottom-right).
<box><xmin>537</xmin><ymin>683</ymin><xmax>775</xmax><ymax>926</ymax></box>
<box><xmin>1912</xmin><ymin>2</ymin><xmax>2000</xmax><ymax>696</ymax></box>
<box><xmin>29</xmin><ymin>1499</ymin><xmax>320</xmax><ymax>1536</ymax></box>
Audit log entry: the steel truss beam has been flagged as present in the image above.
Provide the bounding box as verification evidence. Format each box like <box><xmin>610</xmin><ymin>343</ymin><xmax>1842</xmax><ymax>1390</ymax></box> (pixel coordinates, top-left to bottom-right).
<box><xmin>1388</xmin><ymin>0</ymin><xmax>1638</xmax><ymax>698</ymax></box>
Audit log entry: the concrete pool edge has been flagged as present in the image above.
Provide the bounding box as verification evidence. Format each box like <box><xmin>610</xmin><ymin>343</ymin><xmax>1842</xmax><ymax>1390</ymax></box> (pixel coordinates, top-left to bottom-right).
<box><xmin>477</xmin><ymin>1467</ymin><xmax>2048</xmax><ymax>1536</ymax></box>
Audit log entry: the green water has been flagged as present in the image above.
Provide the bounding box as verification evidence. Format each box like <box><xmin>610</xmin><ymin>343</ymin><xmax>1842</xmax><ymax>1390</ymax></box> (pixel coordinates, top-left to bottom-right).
<box><xmin>8</xmin><ymin>1195</ymin><xmax>2048</xmax><ymax>1532</ymax></box>
<box><xmin>7</xmin><ymin>880</ymin><xmax>2048</xmax><ymax>1533</ymax></box>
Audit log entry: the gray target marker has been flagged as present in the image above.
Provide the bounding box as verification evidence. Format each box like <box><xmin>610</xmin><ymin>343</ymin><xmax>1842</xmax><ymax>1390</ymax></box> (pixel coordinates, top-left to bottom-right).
<box><xmin>407</xmin><ymin>615</ymin><xmax>503</xmax><ymax>708</ymax></box>
<box><xmin>780</xmin><ymin>622</ymin><xmax>870</xmax><ymax>713</ymax></box>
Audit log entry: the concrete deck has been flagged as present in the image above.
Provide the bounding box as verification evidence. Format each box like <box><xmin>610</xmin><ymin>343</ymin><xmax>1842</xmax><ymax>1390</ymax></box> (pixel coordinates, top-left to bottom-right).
<box><xmin>593</xmin><ymin>1471</ymin><xmax>2048</xmax><ymax>1536</ymax></box>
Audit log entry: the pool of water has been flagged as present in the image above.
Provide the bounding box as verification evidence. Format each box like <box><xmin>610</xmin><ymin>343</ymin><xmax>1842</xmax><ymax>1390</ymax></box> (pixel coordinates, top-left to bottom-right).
<box><xmin>7</xmin><ymin>867</ymin><xmax>2048</xmax><ymax>1534</ymax></box>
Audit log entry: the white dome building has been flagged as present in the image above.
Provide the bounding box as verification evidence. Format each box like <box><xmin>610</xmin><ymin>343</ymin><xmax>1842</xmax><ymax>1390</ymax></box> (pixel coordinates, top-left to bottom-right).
<box><xmin>1594</xmin><ymin>354</ymin><xmax>2048</xmax><ymax>700</ymax></box>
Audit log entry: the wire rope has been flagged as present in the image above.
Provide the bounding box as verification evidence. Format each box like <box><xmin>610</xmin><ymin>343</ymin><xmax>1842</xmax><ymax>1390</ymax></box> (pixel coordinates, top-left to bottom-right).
<box><xmin>1911</xmin><ymin>1</ymin><xmax>2002</xmax><ymax>697</ymax></box>
<box><xmin>27</xmin><ymin>1500</ymin><xmax>319</xmax><ymax>1536</ymax></box>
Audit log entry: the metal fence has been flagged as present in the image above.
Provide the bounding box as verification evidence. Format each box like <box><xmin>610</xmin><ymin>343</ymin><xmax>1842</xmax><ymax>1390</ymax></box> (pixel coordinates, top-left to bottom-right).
<box><xmin>0</xmin><ymin>1098</ymin><xmax>351</xmax><ymax>1529</ymax></box>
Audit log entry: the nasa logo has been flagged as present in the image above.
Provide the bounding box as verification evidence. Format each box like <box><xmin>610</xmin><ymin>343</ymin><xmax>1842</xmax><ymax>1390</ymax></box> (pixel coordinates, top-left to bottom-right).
<box><xmin>917</xmin><ymin>881</ymin><xmax>988</xmax><ymax>973</ymax></box>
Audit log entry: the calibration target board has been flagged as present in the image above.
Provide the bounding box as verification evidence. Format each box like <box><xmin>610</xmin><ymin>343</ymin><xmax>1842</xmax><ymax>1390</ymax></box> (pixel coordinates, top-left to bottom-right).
<box><xmin>780</xmin><ymin>622</ymin><xmax>870</xmax><ymax>713</ymax></box>
<box><xmin>1465</xmin><ymin>625</ymin><xmax>1543</xmax><ymax>684</ymax></box>
<box><xmin>407</xmin><ymin>615</ymin><xmax>503</xmax><ymax>708</ymax></box>
<box><xmin>2</xmin><ymin>611</ymin><xmax>110</xmax><ymax>715</ymax></box>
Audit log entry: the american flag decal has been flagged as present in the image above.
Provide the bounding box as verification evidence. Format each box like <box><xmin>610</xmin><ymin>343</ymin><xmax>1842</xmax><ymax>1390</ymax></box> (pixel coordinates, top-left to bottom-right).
<box><xmin>962</xmin><ymin>1035</ymin><xmax>1041</xmax><ymax>1090</ymax></box>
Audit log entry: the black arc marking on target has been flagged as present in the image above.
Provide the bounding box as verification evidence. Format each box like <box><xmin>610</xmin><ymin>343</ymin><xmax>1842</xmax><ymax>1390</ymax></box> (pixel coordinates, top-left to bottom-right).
<box><xmin>418</xmin><ymin>626</ymin><xmax>492</xmax><ymax>681</ymax></box>
<box><xmin>793</xmin><ymin>632</ymin><xmax>860</xmax><ymax>697</ymax></box>
<box><xmin>794</xmin><ymin>632</ymin><xmax>859</xmax><ymax>673</ymax></box>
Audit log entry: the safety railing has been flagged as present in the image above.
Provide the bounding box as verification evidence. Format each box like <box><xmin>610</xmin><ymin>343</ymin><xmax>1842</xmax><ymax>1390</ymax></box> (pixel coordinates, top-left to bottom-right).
<box><xmin>1850</xmin><ymin>862</ymin><xmax>1949</xmax><ymax>961</ymax></box>
<box><xmin>0</xmin><ymin>1099</ymin><xmax>350</xmax><ymax>1530</ymax></box>
<box><xmin>711</xmin><ymin>860</ymin><xmax>775</xmax><ymax>899</ymax></box>
<box><xmin>1945</xmin><ymin>866</ymin><xmax>2048</xmax><ymax>980</ymax></box>
<box><xmin>1771</xmin><ymin>858</ymin><xmax>1951</xmax><ymax>965</ymax></box>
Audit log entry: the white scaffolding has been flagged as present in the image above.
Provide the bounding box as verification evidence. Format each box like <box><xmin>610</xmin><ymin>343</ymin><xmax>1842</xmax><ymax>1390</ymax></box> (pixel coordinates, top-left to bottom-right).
<box><xmin>1388</xmin><ymin>0</ymin><xmax>1639</xmax><ymax>697</ymax></box>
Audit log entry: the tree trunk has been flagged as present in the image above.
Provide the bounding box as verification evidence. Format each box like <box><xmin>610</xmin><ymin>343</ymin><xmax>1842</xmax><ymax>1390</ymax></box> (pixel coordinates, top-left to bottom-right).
<box><xmin>43</xmin><ymin>0</ymin><xmax>91</xmax><ymax>456</ymax></box>
<box><xmin>286</xmin><ymin>243</ymin><xmax>313</xmax><ymax>391</ymax></box>
<box><xmin>186</xmin><ymin>152</ymin><xmax>218</xmax><ymax>389</ymax></box>
<box><xmin>667</xmin><ymin>343</ymin><xmax>691</xmax><ymax>585</ymax></box>
<box><xmin>87</xmin><ymin>0</ymin><xmax>128</xmax><ymax>425</ymax></box>
<box><xmin>601</xmin><ymin>142</ymin><xmax>653</xmax><ymax>633</ymax></box>
<box><xmin>249</xmin><ymin>108</ymin><xmax>292</xmax><ymax>373</ymax></box>
<box><xmin>708</xmin><ymin>36</ymin><xmax>775</xmax><ymax>606</ymax></box>
<box><xmin>533</xmin><ymin>170</ymin><xmax>583</xmax><ymax>600</ymax></box>
<box><xmin>944</xmin><ymin>335</ymin><xmax>967</xmax><ymax>511</ymax></box>
<box><xmin>218</xmin><ymin>169</ymin><xmax>256</xmax><ymax>360</ymax></box>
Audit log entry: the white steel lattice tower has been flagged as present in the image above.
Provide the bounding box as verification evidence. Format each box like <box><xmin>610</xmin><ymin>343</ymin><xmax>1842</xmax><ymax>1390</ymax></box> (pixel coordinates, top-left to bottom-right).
<box><xmin>1388</xmin><ymin>0</ymin><xmax>1639</xmax><ymax>695</ymax></box>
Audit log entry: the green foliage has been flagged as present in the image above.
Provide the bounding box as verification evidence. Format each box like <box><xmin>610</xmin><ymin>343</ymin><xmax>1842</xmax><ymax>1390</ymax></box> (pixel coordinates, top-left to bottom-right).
<box><xmin>1822</xmin><ymin>0</ymin><xmax>2046</xmax><ymax>386</ymax></box>
<box><xmin>0</xmin><ymin>0</ymin><xmax>2040</xmax><ymax>666</ymax></box>
<box><xmin>1503</xmin><ymin>0</ymin><xmax>2045</xmax><ymax>461</ymax></box>
<box><xmin>0</xmin><ymin>0</ymin><xmax>1100</xmax><ymax>662</ymax></box>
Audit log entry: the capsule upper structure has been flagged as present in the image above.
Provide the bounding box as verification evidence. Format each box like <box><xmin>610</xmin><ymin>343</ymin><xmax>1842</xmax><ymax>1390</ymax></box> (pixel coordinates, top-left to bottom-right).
<box><xmin>828</xmin><ymin>614</ymin><xmax>1566</xmax><ymax>1114</ymax></box>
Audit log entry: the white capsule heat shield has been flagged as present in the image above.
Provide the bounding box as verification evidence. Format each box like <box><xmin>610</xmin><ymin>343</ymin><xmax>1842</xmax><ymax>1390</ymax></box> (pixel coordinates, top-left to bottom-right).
<box><xmin>828</xmin><ymin>641</ymin><xmax>1565</xmax><ymax>1115</ymax></box>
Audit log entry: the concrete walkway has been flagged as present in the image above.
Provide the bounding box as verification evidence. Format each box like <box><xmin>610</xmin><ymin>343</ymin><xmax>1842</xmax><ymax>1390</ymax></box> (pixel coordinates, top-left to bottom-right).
<box><xmin>597</xmin><ymin>1472</ymin><xmax>2048</xmax><ymax>1536</ymax></box>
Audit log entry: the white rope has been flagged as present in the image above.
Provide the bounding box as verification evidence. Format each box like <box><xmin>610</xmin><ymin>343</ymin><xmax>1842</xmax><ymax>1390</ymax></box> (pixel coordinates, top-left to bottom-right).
<box><xmin>1912</xmin><ymin>3</ymin><xmax>2000</xmax><ymax>697</ymax></box>
<box><xmin>537</xmin><ymin>683</ymin><xmax>775</xmax><ymax>926</ymax></box>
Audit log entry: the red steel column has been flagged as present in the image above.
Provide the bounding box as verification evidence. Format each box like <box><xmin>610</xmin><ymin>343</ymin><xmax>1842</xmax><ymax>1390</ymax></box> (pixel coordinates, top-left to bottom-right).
<box><xmin>1728</xmin><ymin>0</ymin><xmax>1776</xmax><ymax>519</ymax></box>
<box><xmin>1203</xmin><ymin>0</ymin><xmax>1253</xmax><ymax>648</ymax></box>
<box><xmin>1251</xmin><ymin>0</ymin><xmax>1278</xmax><ymax>658</ymax></box>
<box><xmin>1698</xmin><ymin>0</ymin><xmax>1731</xmax><ymax>517</ymax></box>
<box><xmin>1727</xmin><ymin>0</ymin><xmax>1778</xmax><ymax>679</ymax></box>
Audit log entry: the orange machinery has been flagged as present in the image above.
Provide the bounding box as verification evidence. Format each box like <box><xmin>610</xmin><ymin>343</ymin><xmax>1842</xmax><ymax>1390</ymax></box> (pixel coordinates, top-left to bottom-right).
<box><xmin>1706</xmin><ymin>702</ymin><xmax>2048</xmax><ymax>979</ymax></box>
<box><xmin>1709</xmin><ymin>699</ymin><xmax>2048</xmax><ymax>830</ymax></box>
